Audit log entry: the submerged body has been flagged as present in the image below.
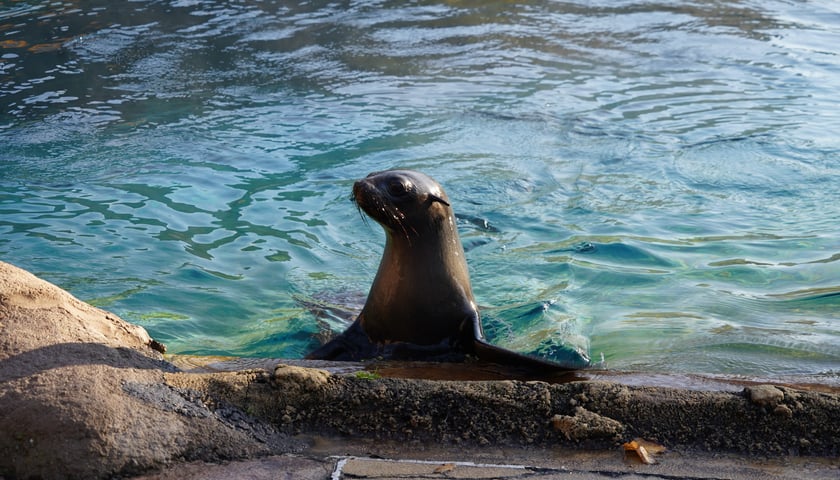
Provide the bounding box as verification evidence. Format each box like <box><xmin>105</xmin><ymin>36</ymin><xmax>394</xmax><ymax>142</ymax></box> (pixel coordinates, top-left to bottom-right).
<box><xmin>307</xmin><ymin>170</ymin><xmax>588</xmax><ymax>370</ymax></box>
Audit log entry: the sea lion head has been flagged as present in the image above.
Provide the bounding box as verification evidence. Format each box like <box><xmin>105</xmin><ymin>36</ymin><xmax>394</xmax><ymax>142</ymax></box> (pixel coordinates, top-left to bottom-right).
<box><xmin>353</xmin><ymin>170</ymin><xmax>452</xmax><ymax>239</ymax></box>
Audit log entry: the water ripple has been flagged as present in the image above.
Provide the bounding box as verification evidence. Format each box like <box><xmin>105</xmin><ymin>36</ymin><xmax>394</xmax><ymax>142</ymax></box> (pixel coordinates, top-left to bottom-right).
<box><xmin>1</xmin><ymin>0</ymin><xmax>838</xmax><ymax>376</ymax></box>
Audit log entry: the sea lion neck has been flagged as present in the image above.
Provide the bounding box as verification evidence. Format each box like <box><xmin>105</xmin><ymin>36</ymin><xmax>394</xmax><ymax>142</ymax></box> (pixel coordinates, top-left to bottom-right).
<box><xmin>377</xmin><ymin>198</ymin><xmax>471</xmax><ymax>285</ymax></box>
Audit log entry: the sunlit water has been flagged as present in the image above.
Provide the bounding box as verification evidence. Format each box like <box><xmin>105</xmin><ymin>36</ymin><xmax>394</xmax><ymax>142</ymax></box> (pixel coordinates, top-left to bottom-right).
<box><xmin>2</xmin><ymin>0</ymin><xmax>839</xmax><ymax>379</ymax></box>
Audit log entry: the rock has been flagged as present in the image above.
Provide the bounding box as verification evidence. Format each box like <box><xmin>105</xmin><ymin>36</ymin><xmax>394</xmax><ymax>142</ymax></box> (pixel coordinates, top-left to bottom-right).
<box><xmin>773</xmin><ymin>404</ymin><xmax>793</xmax><ymax>418</ymax></box>
<box><xmin>0</xmin><ymin>261</ymin><xmax>156</xmax><ymax>355</ymax></box>
<box><xmin>550</xmin><ymin>407</ymin><xmax>625</xmax><ymax>443</ymax></box>
<box><xmin>746</xmin><ymin>385</ymin><xmax>785</xmax><ymax>408</ymax></box>
<box><xmin>0</xmin><ymin>261</ymin><xmax>300</xmax><ymax>479</ymax></box>
<box><xmin>274</xmin><ymin>363</ymin><xmax>331</xmax><ymax>394</ymax></box>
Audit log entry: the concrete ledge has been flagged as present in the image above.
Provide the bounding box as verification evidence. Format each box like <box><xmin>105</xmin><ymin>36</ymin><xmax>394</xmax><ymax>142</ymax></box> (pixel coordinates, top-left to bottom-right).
<box><xmin>164</xmin><ymin>363</ymin><xmax>840</xmax><ymax>456</ymax></box>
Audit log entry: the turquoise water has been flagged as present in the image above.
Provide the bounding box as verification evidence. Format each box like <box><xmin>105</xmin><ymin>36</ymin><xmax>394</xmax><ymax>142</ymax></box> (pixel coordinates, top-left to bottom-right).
<box><xmin>2</xmin><ymin>0</ymin><xmax>839</xmax><ymax>379</ymax></box>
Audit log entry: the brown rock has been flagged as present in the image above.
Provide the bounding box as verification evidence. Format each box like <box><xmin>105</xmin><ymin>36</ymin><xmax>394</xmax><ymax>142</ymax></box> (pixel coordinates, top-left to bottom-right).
<box><xmin>550</xmin><ymin>407</ymin><xmax>625</xmax><ymax>443</ymax></box>
<box><xmin>746</xmin><ymin>385</ymin><xmax>785</xmax><ymax>408</ymax></box>
<box><xmin>0</xmin><ymin>261</ymin><xmax>155</xmax><ymax>355</ymax></box>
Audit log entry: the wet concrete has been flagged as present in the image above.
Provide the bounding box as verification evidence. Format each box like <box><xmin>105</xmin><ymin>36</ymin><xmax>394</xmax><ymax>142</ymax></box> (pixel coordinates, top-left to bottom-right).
<box><xmin>168</xmin><ymin>355</ymin><xmax>840</xmax><ymax>393</ymax></box>
<box><xmin>135</xmin><ymin>436</ymin><xmax>840</xmax><ymax>480</ymax></box>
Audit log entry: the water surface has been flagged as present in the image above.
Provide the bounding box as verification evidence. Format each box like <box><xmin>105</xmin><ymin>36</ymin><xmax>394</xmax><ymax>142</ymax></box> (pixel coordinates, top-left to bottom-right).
<box><xmin>2</xmin><ymin>0</ymin><xmax>839</xmax><ymax>379</ymax></box>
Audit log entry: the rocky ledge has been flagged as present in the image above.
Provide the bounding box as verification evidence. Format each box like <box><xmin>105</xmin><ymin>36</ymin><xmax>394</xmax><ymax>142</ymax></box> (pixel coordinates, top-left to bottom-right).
<box><xmin>1</xmin><ymin>260</ymin><xmax>838</xmax><ymax>479</ymax></box>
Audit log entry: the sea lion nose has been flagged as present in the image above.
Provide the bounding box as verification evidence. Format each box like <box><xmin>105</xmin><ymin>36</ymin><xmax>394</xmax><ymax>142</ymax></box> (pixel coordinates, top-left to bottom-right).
<box><xmin>352</xmin><ymin>177</ymin><xmax>376</xmax><ymax>205</ymax></box>
<box><xmin>352</xmin><ymin>180</ymin><xmax>363</xmax><ymax>199</ymax></box>
<box><xmin>353</xmin><ymin>177</ymin><xmax>372</xmax><ymax>191</ymax></box>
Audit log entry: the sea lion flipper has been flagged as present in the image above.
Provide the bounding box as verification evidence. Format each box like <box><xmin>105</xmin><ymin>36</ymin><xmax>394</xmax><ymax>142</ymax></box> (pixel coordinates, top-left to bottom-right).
<box><xmin>472</xmin><ymin>338</ymin><xmax>590</xmax><ymax>371</ymax></box>
<box><xmin>307</xmin><ymin>318</ymin><xmax>471</xmax><ymax>362</ymax></box>
<box><xmin>466</xmin><ymin>310</ymin><xmax>590</xmax><ymax>371</ymax></box>
<box><xmin>306</xmin><ymin>319</ymin><xmax>374</xmax><ymax>361</ymax></box>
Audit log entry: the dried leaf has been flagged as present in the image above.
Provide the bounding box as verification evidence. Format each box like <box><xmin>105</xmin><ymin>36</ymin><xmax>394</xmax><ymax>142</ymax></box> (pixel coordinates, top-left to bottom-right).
<box><xmin>433</xmin><ymin>463</ymin><xmax>456</xmax><ymax>473</ymax></box>
<box><xmin>633</xmin><ymin>437</ymin><xmax>667</xmax><ymax>455</ymax></box>
<box><xmin>623</xmin><ymin>439</ymin><xmax>660</xmax><ymax>465</ymax></box>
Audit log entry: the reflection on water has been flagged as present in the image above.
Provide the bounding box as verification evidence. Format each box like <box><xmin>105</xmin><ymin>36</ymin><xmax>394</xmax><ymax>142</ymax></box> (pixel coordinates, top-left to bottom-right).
<box><xmin>1</xmin><ymin>0</ymin><xmax>839</xmax><ymax>378</ymax></box>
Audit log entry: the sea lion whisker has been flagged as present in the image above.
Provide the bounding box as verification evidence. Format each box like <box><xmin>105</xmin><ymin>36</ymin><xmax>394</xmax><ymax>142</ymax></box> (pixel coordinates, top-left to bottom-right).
<box><xmin>428</xmin><ymin>194</ymin><xmax>450</xmax><ymax>207</ymax></box>
<box><xmin>351</xmin><ymin>192</ymin><xmax>373</xmax><ymax>228</ymax></box>
<box><xmin>356</xmin><ymin>204</ymin><xmax>370</xmax><ymax>228</ymax></box>
<box><xmin>388</xmin><ymin>206</ymin><xmax>415</xmax><ymax>245</ymax></box>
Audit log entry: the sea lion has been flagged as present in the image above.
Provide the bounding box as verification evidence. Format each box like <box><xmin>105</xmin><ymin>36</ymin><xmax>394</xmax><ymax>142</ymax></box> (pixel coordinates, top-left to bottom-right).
<box><xmin>306</xmin><ymin>169</ymin><xmax>588</xmax><ymax>370</ymax></box>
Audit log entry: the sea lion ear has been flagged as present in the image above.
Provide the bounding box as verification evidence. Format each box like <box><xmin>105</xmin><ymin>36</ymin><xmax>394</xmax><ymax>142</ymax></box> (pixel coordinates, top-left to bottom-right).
<box><xmin>428</xmin><ymin>194</ymin><xmax>450</xmax><ymax>207</ymax></box>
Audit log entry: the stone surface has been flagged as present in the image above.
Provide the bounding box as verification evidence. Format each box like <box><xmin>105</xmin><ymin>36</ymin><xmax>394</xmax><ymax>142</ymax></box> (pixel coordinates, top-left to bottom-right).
<box><xmin>133</xmin><ymin>455</ymin><xmax>332</xmax><ymax>480</ymax></box>
<box><xmin>132</xmin><ymin>448</ymin><xmax>840</xmax><ymax>480</ymax></box>
<box><xmin>339</xmin><ymin>458</ymin><xmax>533</xmax><ymax>479</ymax></box>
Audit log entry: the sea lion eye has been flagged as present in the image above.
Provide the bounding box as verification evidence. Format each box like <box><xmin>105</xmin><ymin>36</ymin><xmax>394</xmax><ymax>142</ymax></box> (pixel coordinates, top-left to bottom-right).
<box><xmin>387</xmin><ymin>180</ymin><xmax>412</xmax><ymax>197</ymax></box>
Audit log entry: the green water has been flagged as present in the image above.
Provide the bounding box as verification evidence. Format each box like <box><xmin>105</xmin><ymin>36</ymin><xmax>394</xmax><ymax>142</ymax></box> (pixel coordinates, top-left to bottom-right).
<box><xmin>1</xmin><ymin>0</ymin><xmax>839</xmax><ymax>379</ymax></box>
